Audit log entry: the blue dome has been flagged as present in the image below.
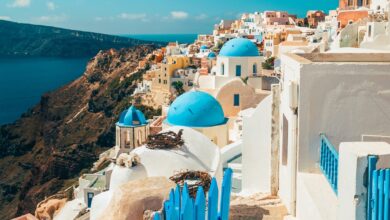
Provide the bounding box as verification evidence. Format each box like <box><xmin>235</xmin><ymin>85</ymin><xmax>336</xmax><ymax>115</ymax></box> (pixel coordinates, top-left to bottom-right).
<box><xmin>117</xmin><ymin>106</ymin><xmax>147</xmax><ymax>127</ymax></box>
<box><xmin>219</xmin><ymin>38</ymin><xmax>259</xmax><ymax>57</ymax></box>
<box><xmin>200</xmin><ymin>45</ymin><xmax>208</xmax><ymax>50</ymax></box>
<box><xmin>208</xmin><ymin>52</ymin><xmax>216</xmax><ymax>59</ymax></box>
<box><xmin>166</xmin><ymin>91</ymin><xmax>227</xmax><ymax>127</ymax></box>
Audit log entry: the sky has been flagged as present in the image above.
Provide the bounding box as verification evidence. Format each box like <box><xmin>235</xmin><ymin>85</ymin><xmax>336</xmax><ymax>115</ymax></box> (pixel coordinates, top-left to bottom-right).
<box><xmin>0</xmin><ymin>0</ymin><xmax>338</xmax><ymax>35</ymax></box>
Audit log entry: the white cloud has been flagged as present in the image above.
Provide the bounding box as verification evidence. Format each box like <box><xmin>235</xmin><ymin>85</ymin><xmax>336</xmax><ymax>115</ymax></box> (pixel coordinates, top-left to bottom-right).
<box><xmin>47</xmin><ymin>2</ymin><xmax>56</xmax><ymax>10</ymax></box>
<box><xmin>195</xmin><ymin>14</ymin><xmax>208</xmax><ymax>20</ymax></box>
<box><xmin>117</xmin><ymin>13</ymin><xmax>149</xmax><ymax>22</ymax></box>
<box><xmin>118</xmin><ymin>13</ymin><xmax>146</xmax><ymax>20</ymax></box>
<box><xmin>8</xmin><ymin>0</ymin><xmax>30</xmax><ymax>8</ymax></box>
<box><xmin>94</xmin><ymin>17</ymin><xmax>103</xmax><ymax>21</ymax></box>
<box><xmin>0</xmin><ymin>16</ymin><xmax>11</xmax><ymax>21</ymax></box>
<box><xmin>170</xmin><ymin>11</ymin><xmax>188</xmax><ymax>20</ymax></box>
<box><xmin>35</xmin><ymin>14</ymin><xmax>67</xmax><ymax>23</ymax></box>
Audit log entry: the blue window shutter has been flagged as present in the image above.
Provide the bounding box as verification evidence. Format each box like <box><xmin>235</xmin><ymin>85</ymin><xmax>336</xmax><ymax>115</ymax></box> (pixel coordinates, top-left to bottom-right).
<box><xmin>234</xmin><ymin>94</ymin><xmax>240</xmax><ymax>106</ymax></box>
<box><xmin>236</xmin><ymin>65</ymin><xmax>241</xmax><ymax>76</ymax></box>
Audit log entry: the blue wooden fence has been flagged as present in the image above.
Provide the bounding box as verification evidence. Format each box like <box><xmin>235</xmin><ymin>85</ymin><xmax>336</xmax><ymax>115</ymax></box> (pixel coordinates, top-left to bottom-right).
<box><xmin>319</xmin><ymin>134</ymin><xmax>339</xmax><ymax>194</ymax></box>
<box><xmin>154</xmin><ymin>168</ymin><xmax>233</xmax><ymax>220</ymax></box>
<box><xmin>367</xmin><ymin>155</ymin><xmax>390</xmax><ymax>220</ymax></box>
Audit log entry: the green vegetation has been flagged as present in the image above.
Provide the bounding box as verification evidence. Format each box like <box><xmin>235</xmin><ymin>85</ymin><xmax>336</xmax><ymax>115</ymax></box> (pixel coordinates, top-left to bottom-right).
<box><xmin>171</xmin><ymin>81</ymin><xmax>185</xmax><ymax>96</ymax></box>
<box><xmin>262</xmin><ymin>57</ymin><xmax>275</xmax><ymax>70</ymax></box>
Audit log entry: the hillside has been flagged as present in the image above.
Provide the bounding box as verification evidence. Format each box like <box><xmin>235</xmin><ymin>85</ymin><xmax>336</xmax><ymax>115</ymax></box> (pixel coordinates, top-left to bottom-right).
<box><xmin>0</xmin><ymin>20</ymin><xmax>161</xmax><ymax>57</ymax></box>
<box><xmin>0</xmin><ymin>45</ymin><xmax>162</xmax><ymax>219</ymax></box>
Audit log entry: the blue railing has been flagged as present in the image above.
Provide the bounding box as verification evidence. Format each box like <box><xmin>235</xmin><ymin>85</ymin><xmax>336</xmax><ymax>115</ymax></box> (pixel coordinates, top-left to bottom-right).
<box><xmin>367</xmin><ymin>156</ymin><xmax>390</xmax><ymax>220</ymax></box>
<box><xmin>319</xmin><ymin>134</ymin><xmax>339</xmax><ymax>194</ymax></box>
<box><xmin>154</xmin><ymin>168</ymin><xmax>233</xmax><ymax>220</ymax></box>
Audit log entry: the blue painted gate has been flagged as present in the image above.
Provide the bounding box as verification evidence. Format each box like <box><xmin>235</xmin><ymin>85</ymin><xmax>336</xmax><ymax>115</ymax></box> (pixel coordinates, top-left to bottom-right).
<box><xmin>154</xmin><ymin>168</ymin><xmax>233</xmax><ymax>220</ymax></box>
<box><xmin>367</xmin><ymin>156</ymin><xmax>390</xmax><ymax>220</ymax></box>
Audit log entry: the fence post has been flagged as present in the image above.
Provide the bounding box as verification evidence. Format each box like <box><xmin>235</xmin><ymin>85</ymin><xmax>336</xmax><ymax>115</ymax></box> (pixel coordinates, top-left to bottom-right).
<box><xmin>195</xmin><ymin>186</ymin><xmax>205</xmax><ymax>220</ymax></box>
<box><xmin>208</xmin><ymin>178</ymin><xmax>219</xmax><ymax>220</ymax></box>
<box><xmin>174</xmin><ymin>185</ymin><xmax>181</xmax><ymax>220</ymax></box>
<box><xmin>154</xmin><ymin>213</ymin><xmax>161</xmax><ymax>220</ymax></box>
<box><xmin>367</xmin><ymin>155</ymin><xmax>378</xmax><ymax>220</ymax></box>
<box><xmin>180</xmin><ymin>183</ymin><xmax>193</xmax><ymax>220</ymax></box>
<box><xmin>384</xmin><ymin>169</ymin><xmax>390</xmax><ymax>220</ymax></box>
<box><xmin>219</xmin><ymin>168</ymin><xmax>233</xmax><ymax>220</ymax></box>
<box><xmin>371</xmin><ymin>170</ymin><xmax>379</xmax><ymax>220</ymax></box>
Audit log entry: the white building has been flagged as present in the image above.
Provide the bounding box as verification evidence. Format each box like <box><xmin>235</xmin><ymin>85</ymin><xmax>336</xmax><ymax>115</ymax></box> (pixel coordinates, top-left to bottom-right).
<box><xmin>237</xmin><ymin>12</ymin><xmax>265</xmax><ymax>38</ymax></box>
<box><xmin>132</xmin><ymin>80</ymin><xmax>151</xmax><ymax>95</ymax></box>
<box><xmin>90</xmin><ymin>126</ymin><xmax>223</xmax><ymax>220</ymax></box>
<box><xmin>197</xmin><ymin>38</ymin><xmax>270</xmax><ymax>117</ymax></box>
<box><xmin>240</xmin><ymin>52</ymin><xmax>390</xmax><ymax>220</ymax></box>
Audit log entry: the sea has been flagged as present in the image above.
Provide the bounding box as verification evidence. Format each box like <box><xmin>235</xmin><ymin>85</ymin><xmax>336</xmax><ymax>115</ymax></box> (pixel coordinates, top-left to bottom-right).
<box><xmin>0</xmin><ymin>57</ymin><xmax>89</xmax><ymax>125</ymax></box>
<box><xmin>0</xmin><ymin>34</ymin><xmax>198</xmax><ymax>125</ymax></box>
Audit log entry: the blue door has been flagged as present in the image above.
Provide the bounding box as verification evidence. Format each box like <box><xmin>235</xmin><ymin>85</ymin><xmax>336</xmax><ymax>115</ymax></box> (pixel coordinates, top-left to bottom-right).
<box><xmin>87</xmin><ymin>192</ymin><xmax>94</xmax><ymax>208</ymax></box>
<box><xmin>236</xmin><ymin>65</ymin><xmax>241</xmax><ymax>76</ymax></box>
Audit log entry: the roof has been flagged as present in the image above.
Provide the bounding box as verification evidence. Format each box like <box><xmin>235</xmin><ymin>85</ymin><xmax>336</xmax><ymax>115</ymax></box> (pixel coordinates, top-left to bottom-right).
<box><xmin>200</xmin><ymin>45</ymin><xmax>208</xmax><ymax>49</ymax></box>
<box><xmin>279</xmin><ymin>41</ymin><xmax>309</xmax><ymax>46</ymax></box>
<box><xmin>208</xmin><ymin>52</ymin><xmax>217</xmax><ymax>58</ymax></box>
<box><xmin>166</xmin><ymin>91</ymin><xmax>227</xmax><ymax>127</ymax></box>
<box><xmin>285</xmin><ymin>53</ymin><xmax>390</xmax><ymax>63</ymax></box>
<box><xmin>117</xmin><ymin>106</ymin><xmax>147</xmax><ymax>127</ymax></box>
<box><xmin>219</xmin><ymin>38</ymin><xmax>260</xmax><ymax>57</ymax></box>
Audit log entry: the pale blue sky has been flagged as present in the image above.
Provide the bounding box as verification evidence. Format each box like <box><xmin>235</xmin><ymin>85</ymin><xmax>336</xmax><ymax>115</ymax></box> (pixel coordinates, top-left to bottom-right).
<box><xmin>0</xmin><ymin>0</ymin><xmax>338</xmax><ymax>34</ymax></box>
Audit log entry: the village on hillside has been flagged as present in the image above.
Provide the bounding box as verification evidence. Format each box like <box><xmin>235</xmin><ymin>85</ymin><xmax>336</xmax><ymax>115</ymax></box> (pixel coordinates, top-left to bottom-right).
<box><xmin>15</xmin><ymin>0</ymin><xmax>390</xmax><ymax>219</ymax></box>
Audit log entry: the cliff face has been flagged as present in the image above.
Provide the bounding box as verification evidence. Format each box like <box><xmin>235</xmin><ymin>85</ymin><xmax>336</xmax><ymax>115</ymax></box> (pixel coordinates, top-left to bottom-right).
<box><xmin>0</xmin><ymin>20</ymin><xmax>161</xmax><ymax>57</ymax></box>
<box><xmin>0</xmin><ymin>45</ymin><xmax>161</xmax><ymax>219</ymax></box>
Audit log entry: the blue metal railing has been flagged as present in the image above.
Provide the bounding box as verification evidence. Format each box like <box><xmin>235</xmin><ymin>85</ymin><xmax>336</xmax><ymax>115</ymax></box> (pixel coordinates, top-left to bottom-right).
<box><xmin>319</xmin><ymin>134</ymin><xmax>339</xmax><ymax>194</ymax></box>
<box><xmin>154</xmin><ymin>168</ymin><xmax>233</xmax><ymax>220</ymax></box>
<box><xmin>367</xmin><ymin>155</ymin><xmax>390</xmax><ymax>220</ymax></box>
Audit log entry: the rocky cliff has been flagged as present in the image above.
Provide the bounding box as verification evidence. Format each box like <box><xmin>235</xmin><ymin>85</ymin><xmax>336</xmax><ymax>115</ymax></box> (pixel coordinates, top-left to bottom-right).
<box><xmin>0</xmin><ymin>20</ymin><xmax>161</xmax><ymax>57</ymax></box>
<box><xmin>0</xmin><ymin>45</ymin><xmax>161</xmax><ymax>219</ymax></box>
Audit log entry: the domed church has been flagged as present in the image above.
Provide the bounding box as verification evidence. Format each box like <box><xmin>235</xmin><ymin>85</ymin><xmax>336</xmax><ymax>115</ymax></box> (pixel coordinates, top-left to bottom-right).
<box><xmin>163</xmin><ymin>90</ymin><xmax>229</xmax><ymax>147</ymax></box>
<box><xmin>115</xmin><ymin>105</ymin><xmax>150</xmax><ymax>156</ymax></box>
<box><xmin>217</xmin><ymin>38</ymin><xmax>261</xmax><ymax>78</ymax></box>
<box><xmin>197</xmin><ymin>38</ymin><xmax>266</xmax><ymax>117</ymax></box>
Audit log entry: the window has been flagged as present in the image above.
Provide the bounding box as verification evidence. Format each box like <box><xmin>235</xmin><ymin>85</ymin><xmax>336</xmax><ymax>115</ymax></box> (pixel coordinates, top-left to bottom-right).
<box><xmin>233</xmin><ymin>94</ymin><xmax>240</xmax><ymax>106</ymax></box>
<box><xmin>368</xmin><ymin>24</ymin><xmax>372</xmax><ymax>37</ymax></box>
<box><xmin>236</xmin><ymin>65</ymin><xmax>241</xmax><ymax>76</ymax></box>
<box><xmin>253</xmin><ymin>63</ymin><xmax>257</xmax><ymax>75</ymax></box>
<box><xmin>125</xmin><ymin>130</ymin><xmax>131</xmax><ymax>148</ymax></box>
<box><xmin>221</xmin><ymin>63</ymin><xmax>225</xmax><ymax>75</ymax></box>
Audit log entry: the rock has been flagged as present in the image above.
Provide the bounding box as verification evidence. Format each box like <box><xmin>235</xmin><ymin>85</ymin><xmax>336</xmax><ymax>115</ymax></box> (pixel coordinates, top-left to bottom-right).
<box><xmin>34</xmin><ymin>198</ymin><xmax>67</xmax><ymax>220</ymax></box>
<box><xmin>96</xmin><ymin>177</ymin><xmax>175</xmax><ymax>220</ymax></box>
<box><xmin>0</xmin><ymin>46</ymin><xmax>162</xmax><ymax>219</ymax></box>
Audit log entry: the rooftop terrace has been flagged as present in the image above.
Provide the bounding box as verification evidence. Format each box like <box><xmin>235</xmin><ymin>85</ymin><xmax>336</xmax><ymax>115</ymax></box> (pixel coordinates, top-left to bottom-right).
<box><xmin>288</xmin><ymin>53</ymin><xmax>390</xmax><ymax>63</ymax></box>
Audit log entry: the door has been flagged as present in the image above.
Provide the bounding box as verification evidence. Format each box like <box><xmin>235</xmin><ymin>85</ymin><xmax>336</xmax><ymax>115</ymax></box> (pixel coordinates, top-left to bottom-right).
<box><xmin>87</xmin><ymin>192</ymin><xmax>94</xmax><ymax>208</ymax></box>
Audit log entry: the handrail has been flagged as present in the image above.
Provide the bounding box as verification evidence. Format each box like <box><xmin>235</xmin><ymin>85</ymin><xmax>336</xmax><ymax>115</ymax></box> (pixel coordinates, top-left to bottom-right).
<box><xmin>319</xmin><ymin>134</ymin><xmax>339</xmax><ymax>194</ymax></box>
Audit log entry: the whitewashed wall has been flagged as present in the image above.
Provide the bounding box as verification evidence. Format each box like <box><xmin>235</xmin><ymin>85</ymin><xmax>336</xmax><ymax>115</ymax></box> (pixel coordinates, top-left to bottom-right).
<box><xmin>242</xmin><ymin>95</ymin><xmax>272</xmax><ymax>194</ymax></box>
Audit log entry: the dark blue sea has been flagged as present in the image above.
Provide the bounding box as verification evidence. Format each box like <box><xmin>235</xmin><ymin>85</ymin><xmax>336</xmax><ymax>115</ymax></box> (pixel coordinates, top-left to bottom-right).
<box><xmin>0</xmin><ymin>58</ymin><xmax>89</xmax><ymax>125</ymax></box>
<box><xmin>124</xmin><ymin>34</ymin><xmax>198</xmax><ymax>44</ymax></box>
<box><xmin>0</xmin><ymin>35</ymin><xmax>198</xmax><ymax>125</ymax></box>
